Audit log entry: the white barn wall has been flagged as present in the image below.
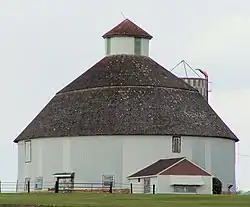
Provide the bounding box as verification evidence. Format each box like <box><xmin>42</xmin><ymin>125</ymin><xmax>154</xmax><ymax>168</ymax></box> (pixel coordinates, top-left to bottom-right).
<box><xmin>70</xmin><ymin>136</ymin><xmax>123</xmax><ymax>185</ymax></box>
<box><xmin>122</xmin><ymin>136</ymin><xmax>235</xmax><ymax>191</ymax></box>
<box><xmin>17</xmin><ymin>135</ymin><xmax>235</xmax><ymax>192</ymax></box>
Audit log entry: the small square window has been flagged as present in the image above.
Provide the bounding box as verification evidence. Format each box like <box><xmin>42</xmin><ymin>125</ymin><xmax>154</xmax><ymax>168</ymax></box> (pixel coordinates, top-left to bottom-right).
<box><xmin>34</xmin><ymin>177</ymin><xmax>43</xmax><ymax>190</ymax></box>
<box><xmin>186</xmin><ymin>185</ymin><xmax>197</xmax><ymax>193</ymax></box>
<box><xmin>173</xmin><ymin>185</ymin><xmax>197</xmax><ymax>193</ymax></box>
<box><xmin>102</xmin><ymin>175</ymin><xmax>115</xmax><ymax>187</ymax></box>
<box><xmin>174</xmin><ymin>185</ymin><xmax>185</xmax><ymax>192</ymax></box>
<box><xmin>172</xmin><ymin>136</ymin><xmax>181</xmax><ymax>153</ymax></box>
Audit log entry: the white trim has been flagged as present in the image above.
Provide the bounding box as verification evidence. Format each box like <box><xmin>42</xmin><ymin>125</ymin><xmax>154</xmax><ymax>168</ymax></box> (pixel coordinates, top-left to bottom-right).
<box><xmin>127</xmin><ymin>175</ymin><xmax>157</xmax><ymax>180</ymax></box>
<box><xmin>24</xmin><ymin>140</ymin><xmax>31</xmax><ymax>163</ymax></box>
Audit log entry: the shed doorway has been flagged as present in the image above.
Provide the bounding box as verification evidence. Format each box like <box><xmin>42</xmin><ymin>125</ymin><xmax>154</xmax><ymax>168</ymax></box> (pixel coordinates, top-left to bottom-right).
<box><xmin>144</xmin><ymin>178</ymin><xmax>150</xmax><ymax>193</ymax></box>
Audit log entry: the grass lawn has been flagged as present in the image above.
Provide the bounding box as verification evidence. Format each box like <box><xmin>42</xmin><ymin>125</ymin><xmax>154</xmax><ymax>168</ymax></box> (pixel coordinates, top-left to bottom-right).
<box><xmin>0</xmin><ymin>193</ymin><xmax>249</xmax><ymax>207</ymax></box>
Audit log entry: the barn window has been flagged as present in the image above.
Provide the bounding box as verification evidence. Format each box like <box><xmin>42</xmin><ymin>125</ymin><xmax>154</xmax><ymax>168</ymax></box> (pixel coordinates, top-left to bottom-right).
<box><xmin>34</xmin><ymin>177</ymin><xmax>43</xmax><ymax>190</ymax></box>
<box><xmin>25</xmin><ymin>140</ymin><xmax>31</xmax><ymax>163</ymax></box>
<box><xmin>102</xmin><ymin>175</ymin><xmax>115</xmax><ymax>187</ymax></box>
<box><xmin>134</xmin><ymin>38</ymin><xmax>141</xmax><ymax>55</ymax></box>
<box><xmin>173</xmin><ymin>185</ymin><xmax>185</xmax><ymax>192</ymax></box>
<box><xmin>174</xmin><ymin>185</ymin><xmax>197</xmax><ymax>193</ymax></box>
<box><xmin>172</xmin><ymin>136</ymin><xmax>181</xmax><ymax>153</ymax></box>
<box><xmin>186</xmin><ymin>185</ymin><xmax>197</xmax><ymax>193</ymax></box>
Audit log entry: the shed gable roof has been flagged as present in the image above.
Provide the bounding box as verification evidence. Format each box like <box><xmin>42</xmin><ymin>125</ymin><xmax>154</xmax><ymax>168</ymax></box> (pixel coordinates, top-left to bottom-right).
<box><xmin>128</xmin><ymin>157</ymin><xmax>211</xmax><ymax>178</ymax></box>
<box><xmin>160</xmin><ymin>159</ymin><xmax>211</xmax><ymax>176</ymax></box>
<box><xmin>128</xmin><ymin>157</ymin><xmax>184</xmax><ymax>178</ymax></box>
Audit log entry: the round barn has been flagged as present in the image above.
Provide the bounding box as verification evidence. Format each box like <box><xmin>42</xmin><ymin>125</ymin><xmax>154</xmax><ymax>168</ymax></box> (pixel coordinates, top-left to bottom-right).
<box><xmin>14</xmin><ymin>19</ymin><xmax>239</xmax><ymax>194</ymax></box>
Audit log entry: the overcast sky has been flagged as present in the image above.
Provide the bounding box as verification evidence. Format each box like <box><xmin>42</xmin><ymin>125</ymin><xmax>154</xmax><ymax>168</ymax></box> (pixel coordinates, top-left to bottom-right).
<box><xmin>0</xmin><ymin>0</ymin><xmax>249</xmax><ymax>191</ymax></box>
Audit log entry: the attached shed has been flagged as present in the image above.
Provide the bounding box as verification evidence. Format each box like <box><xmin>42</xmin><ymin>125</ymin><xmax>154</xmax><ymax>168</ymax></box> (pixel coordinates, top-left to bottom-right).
<box><xmin>127</xmin><ymin>157</ymin><xmax>212</xmax><ymax>194</ymax></box>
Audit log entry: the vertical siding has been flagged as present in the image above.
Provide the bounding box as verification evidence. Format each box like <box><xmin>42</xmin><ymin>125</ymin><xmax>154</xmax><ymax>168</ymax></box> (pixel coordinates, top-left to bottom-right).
<box><xmin>62</xmin><ymin>138</ymin><xmax>71</xmax><ymax>172</ymax></box>
<box><xmin>42</xmin><ymin>139</ymin><xmax>63</xmax><ymax>187</ymax></box>
<box><xmin>70</xmin><ymin>136</ymin><xmax>123</xmax><ymax>185</ymax></box>
<box><xmin>210</xmin><ymin>138</ymin><xmax>235</xmax><ymax>191</ymax></box>
<box><xmin>192</xmin><ymin>138</ymin><xmax>206</xmax><ymax>169</ymax></box>
<box><xmin>17</xmin><ymin>142</ymin><xmax>24</xmax><ymax>191</ymax></box>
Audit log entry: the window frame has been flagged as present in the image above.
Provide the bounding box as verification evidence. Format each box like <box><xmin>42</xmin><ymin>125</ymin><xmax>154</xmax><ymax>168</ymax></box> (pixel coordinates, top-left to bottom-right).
<box><xmin>24</xmin><ymin>140</ymin><xmax>31</xmax><ymax>163</ymax></box>
<box><xmin>172</xmin><ymin>136</ymin><xmax>181</xmax><ymax>153</ymax></box>
<box><xmin>134</xmin><ymin>37</ymin><xmax>141</xmax><ymax>55</ymax></box>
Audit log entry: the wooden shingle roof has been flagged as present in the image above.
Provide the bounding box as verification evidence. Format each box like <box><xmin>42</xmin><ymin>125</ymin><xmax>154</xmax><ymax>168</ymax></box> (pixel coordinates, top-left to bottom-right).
<box><xmin>14</xmin><ymin>55</ymin><xmax>238</xmax><ymax>142</ymax></box>
<box><xmin>102</xmin><ymin>19</ymin><xmax>153</xmax><ymax>39</ymax></box>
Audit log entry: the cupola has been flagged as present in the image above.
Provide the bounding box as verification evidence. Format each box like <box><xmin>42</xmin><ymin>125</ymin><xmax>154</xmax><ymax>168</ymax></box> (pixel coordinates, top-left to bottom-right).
<box><xmin>102</xmin><ymin>19</ymin><xmax>153</xmax><ymax>56</ymax></box>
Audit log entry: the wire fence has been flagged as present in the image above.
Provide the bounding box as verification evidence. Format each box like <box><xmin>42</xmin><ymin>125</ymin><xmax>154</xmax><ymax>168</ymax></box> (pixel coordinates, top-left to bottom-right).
<box><xmin>0</xmin><ymin>181</ymin><xmax>156</xmax><ymax>194</ymax></box>
<box><xmin>0</xmin><ymin>181</ymin><xmax>240</xmax><ymax>195</ymax></box>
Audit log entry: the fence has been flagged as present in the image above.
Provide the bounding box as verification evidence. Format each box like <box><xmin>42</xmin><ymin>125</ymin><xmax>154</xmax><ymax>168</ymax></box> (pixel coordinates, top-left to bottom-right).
<box><xmin>0</xmin><ymin>181</ymin><xmax>156</xmax><ymax>194</ymax></box>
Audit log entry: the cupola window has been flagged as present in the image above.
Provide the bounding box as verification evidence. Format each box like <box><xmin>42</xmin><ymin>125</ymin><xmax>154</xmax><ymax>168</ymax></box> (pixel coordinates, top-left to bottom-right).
<box><xmin>134</xmin><ymin>37</ymin><xmax>141</xmax><ymax>55</ymax></box>
<box><xmin>106</xmin><ymin>37</ymin><xmax>111</xmax><ymax>55</ymax></box>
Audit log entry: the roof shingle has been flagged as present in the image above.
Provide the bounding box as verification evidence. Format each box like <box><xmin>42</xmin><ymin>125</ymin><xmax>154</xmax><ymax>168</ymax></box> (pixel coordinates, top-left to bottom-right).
<box><xmin>102</xmin><ymin>19</ymin><xmax>153</xmax><ymax>39</ymax></box>
<box><xmin>14</xmin><ymin>55</ymin><xmax>238</xmax><ymax>142</ymax></box>
<box><xmin>128</xmin><ymin>157</ymin><xmax>211</xmax><ymax>177</ymax></box>
<box><xmin>128</xmin><ymin>157</ymin><xmax>184</xmax><ymax>177</ymax></box>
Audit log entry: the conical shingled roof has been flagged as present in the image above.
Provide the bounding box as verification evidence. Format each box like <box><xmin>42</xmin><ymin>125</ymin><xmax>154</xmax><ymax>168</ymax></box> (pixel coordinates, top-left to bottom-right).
<box><xmin>14</xmin><ymin>55</ymin><xmax>238</xmax><ymax>143</ymax></box>
<box><xmin>102</xmin><ymin>19</ymin><xmax>153</xmax><ymax>39</ymax></box>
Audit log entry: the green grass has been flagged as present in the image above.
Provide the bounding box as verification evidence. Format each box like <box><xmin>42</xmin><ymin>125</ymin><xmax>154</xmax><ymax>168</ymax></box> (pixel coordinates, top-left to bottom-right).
<box><xmin>0</xmin><ymin>193</ymin><xmax>249</xmax><ymax>207</ymax></box>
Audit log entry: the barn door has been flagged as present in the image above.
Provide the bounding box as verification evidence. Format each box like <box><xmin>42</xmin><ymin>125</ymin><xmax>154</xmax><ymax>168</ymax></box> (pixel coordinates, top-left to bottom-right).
<box><xmin>144</xmin><ymin>178</ymin><xmax>150</xmax><ymax>193</ymax></box>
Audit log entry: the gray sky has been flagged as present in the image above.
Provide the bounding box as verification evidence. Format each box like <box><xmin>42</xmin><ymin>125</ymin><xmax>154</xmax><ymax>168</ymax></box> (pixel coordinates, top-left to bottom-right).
<box><xmin>1</xmin><ymin>0</ymin><xmax>250</xmax><ymax>191</ymax></box>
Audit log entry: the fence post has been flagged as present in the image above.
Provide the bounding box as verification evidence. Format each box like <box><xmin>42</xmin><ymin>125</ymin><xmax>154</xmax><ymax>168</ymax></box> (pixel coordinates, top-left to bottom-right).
<box><xmin>109</xmin><ymin>182</ymin><xmax>113</xmax><ymax>193</ymax></box>
<box><xmin>153</xmin><ymin>184</ymin><xmax>155</xmax><ymax>194</ymax></box>
<box><xmin>16</xmin><ymin>180</ymin><xmax>18</xmax><ymax>192</ymax></box>
<box><xmin>130</xmin><ymin>183</ymin><xmax>133</xmax><ymax>194</ymax></box>
<box><xmin>55</xmin><ymin>180</ymin><xmax>59</xmax><ymax>193</ymax></box>
<box><xmin>27</xmin><ymin>181</ymin><xmax>30</xmax><ymax>193</ymax></box>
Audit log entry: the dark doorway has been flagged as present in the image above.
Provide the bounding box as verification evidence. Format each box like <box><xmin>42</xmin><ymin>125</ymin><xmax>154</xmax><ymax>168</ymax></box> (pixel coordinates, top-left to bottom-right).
<box><xmin>212</xmin><ymin>177</ymin><xmax>222</xmax><ymax>194</ymax></box>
